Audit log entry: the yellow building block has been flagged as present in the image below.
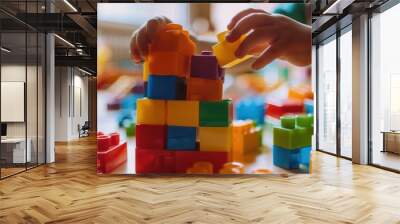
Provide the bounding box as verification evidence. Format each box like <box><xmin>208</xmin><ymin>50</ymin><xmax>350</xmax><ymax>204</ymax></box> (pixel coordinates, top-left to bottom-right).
<box><xmin>166</xmin><ymin>100</ymin><xmax>199</xmax><ymax>127</ymax></box>
<box><xmin>143</xmin><ymin>59</ymin><xmax>149</xmax><ymax>81</ymax></box>
<box><xmin>136</xmin><ymin>98</ymin><xmax>166</xmax><ymax>125</ymax></box>
<box><xmin>199</xmin><ymin>127</ymin><xmax>231</xmax><ymax>152</ymax></box>
<box><xmin>212</xmin><ymin>31</ymin><xmax>252</xmax><ymax>68</ymax></box>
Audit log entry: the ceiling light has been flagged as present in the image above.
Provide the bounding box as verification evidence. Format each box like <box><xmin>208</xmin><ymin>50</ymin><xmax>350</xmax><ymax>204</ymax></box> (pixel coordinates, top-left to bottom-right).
<box><xmin>323</xmin><ymin>0</ymin><xmax>342</xmax><ymax>14</ymax></box>
<box><xmin>1</xmin><ymin>47</ymin><xmax>11</xmax><ymax>53</ymax></box>
<box><xmin>63</xmin><ymin>0</ymin><xmax>78</xmax><ymax>12</ymax></box>
<box><xmin>54</xmin><ymin>34</ymin><xmax>75</xmax><ymax>48</ymax></box>
<box><xmin>78</xmin><ymin>67</ymin><xmax>93</xmax><ymax>76</ymax></box>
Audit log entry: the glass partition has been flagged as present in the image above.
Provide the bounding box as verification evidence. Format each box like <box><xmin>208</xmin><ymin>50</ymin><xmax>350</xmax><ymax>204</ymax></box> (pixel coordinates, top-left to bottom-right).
<box><xmin>370</xmin><ymin>3</ymin><xmax>400</xmax><ymax>171</ymax></box>
<box><xmin>317</xmin><ymin>36</ymin><xmax>337</xmax><ymax>155</ymax></box>
<box><xmin>0</xmin><ymin>1</ymin><xmax>46</xmax><ymax>179</ymax></box>
<box><xmin>339</xmin><ymin>28</ymin><xmax>352</xmax><ymax>158</ymax></box>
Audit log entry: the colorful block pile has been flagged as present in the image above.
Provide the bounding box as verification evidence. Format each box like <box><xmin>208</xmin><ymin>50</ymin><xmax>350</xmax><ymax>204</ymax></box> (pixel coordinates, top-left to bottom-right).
<box><xmin>136</xmin><ymin>24</ymin><xmax>233</xmax><ymax>174</ymax></box>
<box><xmin>272</xmin><ymin>114</ymin><xmax>313</xmax><ymax>172</ymax></box>
<box><xmin>97</xmin><ymin>132</ymin><xmax>127</xmax><ymax>173</ymax></box>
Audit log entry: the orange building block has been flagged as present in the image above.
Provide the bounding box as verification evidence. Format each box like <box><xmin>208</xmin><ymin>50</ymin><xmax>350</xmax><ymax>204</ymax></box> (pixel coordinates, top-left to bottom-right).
<box><xmin>288</xmin><ymin>86</ymin><xmax>314</xmax><ymax>101</ymax></box>
<box><xmin>231</xmin><ymin>120</ymin><xmax>253</xmax><ymax>162</ymax></box>
<box><xmin>186</xmin><ymin>77</ymin><xmax>223</xmax><ymax>101</ymax></box>
<box><xmin>219</xmin><ymin>162</ymin><xmax>245</xmax><ymax>174</ymax></box>
<box><xmin>149</xmin><ymin>23</ymin><xmax>196</xmax><ymax>55</ymax></box>
<box><xmin>148</xmin><ymin>52</ymin><xmax>190</xmax><ymax>78</ymax></box>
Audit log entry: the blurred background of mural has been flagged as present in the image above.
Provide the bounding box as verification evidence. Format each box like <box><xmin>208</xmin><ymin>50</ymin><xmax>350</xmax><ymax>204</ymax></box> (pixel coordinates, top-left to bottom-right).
<box><xmin>97</xmin><ymin>3</ymin><xmax>314</xmax><ymax>174</ymax></box>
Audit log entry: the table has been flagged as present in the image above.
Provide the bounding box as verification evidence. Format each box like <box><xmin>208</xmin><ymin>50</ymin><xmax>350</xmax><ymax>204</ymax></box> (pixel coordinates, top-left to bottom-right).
<box><xmin>1</xmin><ymin>138</ymin><xmax>31</xmax><ymax>164</ymax></box>
<box><xmin>381</xmin><ymin>131</ymin><xmax>400</xmax><ymax>154</ymax></box>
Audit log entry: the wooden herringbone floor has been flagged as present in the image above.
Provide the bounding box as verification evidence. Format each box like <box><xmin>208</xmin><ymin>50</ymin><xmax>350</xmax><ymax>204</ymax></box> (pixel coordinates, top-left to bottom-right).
<box><xmin>1</xmin><ymin>136</ymin><xmax>400</xmax><ymax>224</ymax></box>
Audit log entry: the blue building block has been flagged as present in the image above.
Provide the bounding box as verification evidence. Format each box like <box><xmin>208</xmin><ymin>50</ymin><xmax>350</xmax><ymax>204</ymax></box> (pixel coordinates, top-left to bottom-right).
<box><xmin>147</xmin><ymin>75</ymin><xmax>186</xmax><ymax>100</ymax></box>
<box><xmin>235</xmin><ymin>97</ymin><xmax>265</xmax><ymax>125</ymax></box>
<box><xmin>273</xmin><ymin>145</ymin><xmax>311</xmax><ymax>170</ymax></box>
<box><xmin>118</xmin><ymin>109</ymin><xmax>135</xmax><ymax>127</ymax></box>
<box><xmin>121</xmin><ymin>93</ymin><xmax>144</xmax><ymax>110</ymax></box>
<box><xmin>304</xmin><ymin>99</ymin><xmax>314</xmax><ymax>114</ymax></box>
<box><xmin>166</xmin><ymin>126</ymin><xmax>197</xmax><ymax>150</ymax></box>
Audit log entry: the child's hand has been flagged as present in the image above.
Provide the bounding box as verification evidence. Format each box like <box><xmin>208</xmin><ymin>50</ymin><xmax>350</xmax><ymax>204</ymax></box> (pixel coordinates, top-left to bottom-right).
<box><xmin>226</xmin><ymin>8</ymin><xmax>311</xmax><ymax>69</ymax></box>
<box><xmin>130</xmin><ymin>16</ymin><xmax>172</xmax><ymax>63</ymax></box>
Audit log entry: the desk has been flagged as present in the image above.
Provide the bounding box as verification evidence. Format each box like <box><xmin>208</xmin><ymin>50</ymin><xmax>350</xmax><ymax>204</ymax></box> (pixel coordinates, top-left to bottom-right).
<box><xmin>1</xmin><ymin>138</ymin><xmax>31</xmax><ymax>163</ymax></box>
<box><xmin>382</xmin><ymin>131</ymin><xmax>400</xmax><ymax>154</ymax></box>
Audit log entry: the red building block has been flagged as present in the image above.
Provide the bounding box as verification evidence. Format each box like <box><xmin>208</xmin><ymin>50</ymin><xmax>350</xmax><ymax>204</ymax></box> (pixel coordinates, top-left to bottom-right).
<box><xmin>175</xmin><ymin>151</ymin><xmax>228</xmax><ymax>173</ymax></box>
<box><xmin>97</xmin><ymin>132</ymin><xmax>127</xmax><ymax>174</ymax></box>
<box><xmin>266</xmin><ymin>100</ymin><xmax>304</xmax><ymax>119</ymax></box>
<box><xmin>136</xmin><ymin>148</ymin><xmax>175</xmax><ymax>174</ymax></box>
<box><xmin>136</xmin><ymin>124</ymin><xmax>166</xmax><ymax>149</ymax></box>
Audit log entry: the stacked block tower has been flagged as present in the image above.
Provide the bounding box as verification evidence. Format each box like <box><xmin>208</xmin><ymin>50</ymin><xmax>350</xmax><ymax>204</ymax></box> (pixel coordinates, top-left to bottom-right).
<box><xmin>136</xmin><ymin>24</ymin><xmax>236</xmax><ymax>174</ymax></box>
<box><xmin>272</xmin><ymin>114</ymin><xmax>313</xmax><ymax>172</ymax></box>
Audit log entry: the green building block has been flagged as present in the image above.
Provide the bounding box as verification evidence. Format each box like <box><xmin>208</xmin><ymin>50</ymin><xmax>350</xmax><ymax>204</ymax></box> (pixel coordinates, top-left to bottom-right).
<box><xmin>281</xmin><ymin>115</ymin><xmax>296</xmax><ymax>129</ymax></box>
<box><xmin>125</xmin><ymin>122</ymin><xmax>136</xmax><ymax>136</ymax></box>
<box><xmin>296</xmin><ymin>114</ymin><xmax>313</xmax><ymax>127</ymax></box>
<box><xmin>273</xmin><ymin>126</ymin><xmax>311</xmax><ymax>149</ymax></box>
<box><xmin>199</xmin><ymin>100</ymin><xmax>232</xmax><ymax>127</ymax></box>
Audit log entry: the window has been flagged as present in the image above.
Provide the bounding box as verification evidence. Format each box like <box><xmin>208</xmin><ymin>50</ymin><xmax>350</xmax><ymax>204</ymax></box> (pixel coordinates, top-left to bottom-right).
<box><xmin>339</xmin><ymin>29</ymin><xmax>352</xmax><ymax>158</ymax></box>
<box><xmin>317</xmin><ymin>36</ymin><xmax>337</xmax><ymax>155</ymax></box>
<box><xmin>370</xmin><ymin>3</ymin><xmax>400</xmax><ymax>171</ymax></box>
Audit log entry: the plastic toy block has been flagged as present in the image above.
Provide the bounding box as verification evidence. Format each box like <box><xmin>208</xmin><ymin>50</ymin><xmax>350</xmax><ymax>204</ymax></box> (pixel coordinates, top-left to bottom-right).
<box><xmin>97</xmin><ymin>132</ymin><xmax>127</xmax><ymax>173</ymax></box>
<box><xmin>199</xmin><ymin>100</ymin><xmax>232</xmax><ymax>127</ymax></box>
<box><xmin>107</xmin><ymin>100</ymin><xmax>120</xmax><ymax>110</ymax></box>
<box><xmin>186</xmin><ymin>77</ymin><xmax>223</xmax><ymax>101</ymax></box>
<box><xmin>219</xmin><ymin>162</ymin><xmax>245</xmax><ymax>174</ymax></box>
<box><xmin>118</xmin><ymin>109</ymin><xmax>134</xmax><ymax>128</ymax></box>
<box><xmin>273</xmin><ymin>146</ymin><xmax>311</xmax><ymax>170</ymax></box>
<box><xmin>212</xmin><ymin>31</ymin><xmax>252</xmax><ymax>68</ymax></box>
<box><xmin>304</xmin><ymin>99</ymin><xmax>314</xmax><ymax>114</ymax></box>
<box><xmin>273</xmin><ymin>126</ymin><xmax>311</xmax><ymax>149</ymax></box>
<box><xmin>266</xmin><ymin>100</ymin><xmax>304</xmax><ymax>119</ymax></box>
<box><xmin>149</xmin><ymin>23</ymin><xmax>196</xmax><ymax>55</ymax></box>
<box><xmin>136</xmin><ymin>124</ymin><xmax>166</xmax><ymax>149</ymax></box>
<box><xmin>231</xmin><ymin>120</ymin><xmax>253</xmax><ymax>162</ymax></box>
<box><xmin>281</xmin><ymin>115</ymin><xmax>296</xmax><ymax>129</ymax></box>
<box><xmin>136</xmin><ymin>98</ymin><xmax>166</xmax><ymax>125</ymax></box>
<box><xmin>175</xmin><ymin>151</ymin><xmax>228</xmax><ymax>173</ymax></box>
<box><xmin>243</xmin><ymin>127</ymin><xmax>262</xmax><ymax>154</ymax></box>
<box><xmin>296</xmin><ymin>114</ymin><xmax>314</xmax><ymax>136</ymax></box>
<box><xmin>125</xmin><ymin>122</ymin><xmax>136</xmax><ymax>137</ymax></box>
<box><xmin>121</xmin><ymin>93</ymin><xmax>143</xmax><ymax>110</ymax></box>
<box><xmin>143</xmin><ymin>60</ymin><xmax>149</xmax><ymax>81</ymax></box>
<box><xmin>186</xmin><ymin>161</ymin><xmax>213</xmax><ymax>174</ymax></box>
<box><xmin>252</xmin><ymin>169</ymin><xmax>272</xmax><ymax>174</ymax></box>
<box><xmin>144</xmin><ymin>82</ymin><xmax>148</xmax><ymax>97</ymax></box>
<box><xmin>136</xmin><ymin>148</ymin><xmax>175</xmax><ymax>174</ymax></box>
<box><xmin>190</xmin><ymin>51</ymin><xmax>220</xmax><ymax>79</ymax></box>
<box><xmin>148</xmin><ymin>52</ymin><xmax>190</xmax><ymax>78</ymax></box>
<box><xmin>288</xmin><ymin>86</ymin><xmax>313</xmax><ymax>101</ymax></box>
<box><xmin>147</xmin><ymin>75</ymin><xmax>186</xmax><ymax>100</ymax></box>
<box><xmin>198</xmin><ymin>127</ymin><xmax>231</xmax><ymax>152</ymax></box>
<box><xmin>166</xmin><ymin>100</ymin><xmax>199</xmax><ymax>127</ymax></box>
<box><xmin>235</xmin><ymin>97</ymin><xmax>265</xmax><ymax>125</ymax></box>
<box><xmin>296</xmin><ymin>114</ymin><xmax>313</xmax><ymax>128</ymax></box>
<box><xmin>166</xmin><ymin>126</ymin><xmax>197</xmax><ymax>150</ymax></box>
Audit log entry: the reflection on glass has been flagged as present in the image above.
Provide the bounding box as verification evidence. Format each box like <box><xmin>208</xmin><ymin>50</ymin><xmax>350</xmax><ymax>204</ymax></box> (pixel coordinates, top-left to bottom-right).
<box><xmin>340</xmin><ymin>30</ymin><xmax>352</xmax><ymax>158</ymax></box>
<box><xmin>1</xmin><ymin>32</ymin><xmax>27</xmax><ymax>177</ymax></box>
<box><xmin>318</xmin><ymin>37</ymin><xmax>337</xmax><ymax>154</ymax></box>
<box><xmin>371</xmin><ymin>4</ymin><xmax>400</xmax><ymax>171</ymax></box>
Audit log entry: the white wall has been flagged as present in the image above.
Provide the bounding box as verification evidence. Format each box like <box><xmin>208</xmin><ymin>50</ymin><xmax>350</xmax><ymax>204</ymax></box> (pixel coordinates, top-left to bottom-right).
<box><xmin>54</xmin><ymin>67</ymin><xmax>89</xmax><ymax>141</ymax></box>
